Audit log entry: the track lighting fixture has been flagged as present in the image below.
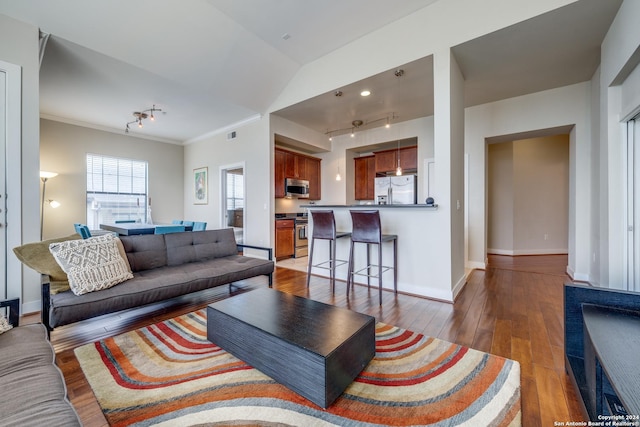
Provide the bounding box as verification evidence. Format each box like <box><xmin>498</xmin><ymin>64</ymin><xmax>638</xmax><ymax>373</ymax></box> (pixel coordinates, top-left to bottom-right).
<box><xmin>125</xmin><ymin>105</ymin><xmax>162</xmax><ymax>133</ymax></box>
<box><xmin>325</xmin><ymin>114</ymin><xmax>395</xmax><ymax>140</ymax></box>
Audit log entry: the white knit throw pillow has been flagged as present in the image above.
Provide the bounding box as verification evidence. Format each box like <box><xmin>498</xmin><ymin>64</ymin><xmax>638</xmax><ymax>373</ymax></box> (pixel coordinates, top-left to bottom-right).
<box><xmin>0</xmin><ymin>314</ymin><xmax>12</xmax><ymax>334</ymax></box>
<box><xmin>49</xmin><ymin>234</ymin><xmax>133</xmax><ymax>295</ymax></box>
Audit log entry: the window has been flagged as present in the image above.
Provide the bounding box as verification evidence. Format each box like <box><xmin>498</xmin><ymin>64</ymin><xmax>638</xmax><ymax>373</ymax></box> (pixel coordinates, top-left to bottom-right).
<box><xmin>226</xmin><ymin>168</ymin><xmax>244</xmax><ymax>210</ymax></box>
<box><xmin>86</xmin><ymin>154</ymin><xmax>148</xmax><ymax>228</ymax></box>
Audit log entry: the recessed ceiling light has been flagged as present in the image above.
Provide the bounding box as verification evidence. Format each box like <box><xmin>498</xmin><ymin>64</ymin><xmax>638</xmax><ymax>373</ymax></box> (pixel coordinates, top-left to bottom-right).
<box><xmin>360</xmin><ymin>90</ymin><xmax>371</xmax><ymax>97</ymax></box>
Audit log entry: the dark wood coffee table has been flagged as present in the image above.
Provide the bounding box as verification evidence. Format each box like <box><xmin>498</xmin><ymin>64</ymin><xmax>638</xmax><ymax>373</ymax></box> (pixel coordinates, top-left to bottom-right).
<box><xmin>206</xmin><ymin>288</ymin><xmax>375</xmax><ymax>408</ymax></box>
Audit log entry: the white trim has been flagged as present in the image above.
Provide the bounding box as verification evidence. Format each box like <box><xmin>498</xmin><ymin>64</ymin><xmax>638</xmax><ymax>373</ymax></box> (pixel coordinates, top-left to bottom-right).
<box><xmin>487</xmin><ymin>248</ymin><xmax>568</xmax><ymax>256</ymax></box>
<box><xmin>466</xmin><ymin>260</ymin><xmax>486</xmax><ymax>270</ymax></box>
<box><xmin>451</xmin><ymin>273</ymin><xmax>468</xmax><ymax>300</ymax></box>
<box><xmin>566</xmin><ymin>265</ymin><xmax>589</xmax><ymax>282</ymax></box>
<box><xmin>185</xmin><ymin>114</ymin><xmax>262</xmax><ymax>145</ymax></box>
<box><xmin>0</xmin><ymin>60</ymin><xmax>22</xmax><ymax>302</ymax></box>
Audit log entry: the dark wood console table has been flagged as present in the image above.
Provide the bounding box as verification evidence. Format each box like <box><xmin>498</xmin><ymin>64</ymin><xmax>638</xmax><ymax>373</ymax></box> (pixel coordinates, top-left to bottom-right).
<box><xmin>582</xmin><ymin>304</ymin><xmax>640</xmax><ymax>417</ymax></box>
<box><xmin>206</xmin><ymin>288</ymin><xmax>375</xmax><ymax>408</ymax></box>
<box><xmin>565</xmin><ymin>283</ymin><xmax>640</xmax><ymax>420</ymax></box>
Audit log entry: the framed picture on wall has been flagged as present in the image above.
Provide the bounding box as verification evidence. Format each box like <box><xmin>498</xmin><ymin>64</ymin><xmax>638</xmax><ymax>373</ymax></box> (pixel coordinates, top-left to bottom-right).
<box><xmin>194</xmin><ymin>167</ymin><xmax>208</xmax><ymax>204</ymax></box>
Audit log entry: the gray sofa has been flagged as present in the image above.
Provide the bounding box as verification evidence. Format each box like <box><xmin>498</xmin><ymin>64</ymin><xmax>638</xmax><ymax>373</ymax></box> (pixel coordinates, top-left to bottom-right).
<box><xmin>42</xmin><ymin>228</ymin><xmax>274</xmax><ymax>330</ymax></box>
<box><xmin>0</xmin><ymin>298</ymin><xmax>81</xmax><ymax>426</ymax></box>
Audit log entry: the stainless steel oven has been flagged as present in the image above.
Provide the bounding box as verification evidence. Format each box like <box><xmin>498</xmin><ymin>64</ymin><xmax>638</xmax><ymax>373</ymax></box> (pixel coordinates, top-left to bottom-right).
<box><xmin>294</xmin><ymin>218</ymin><xmax>308</xmax><ymax>258</ymax></box>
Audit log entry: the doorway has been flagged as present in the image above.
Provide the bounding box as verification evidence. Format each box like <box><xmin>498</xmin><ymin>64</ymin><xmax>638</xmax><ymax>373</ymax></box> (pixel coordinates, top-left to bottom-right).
<box><xmin>487</xmin><ymin>133</ymin><xmax>570</xmax><ymax>266</ymax></box>
<box><xmin>220</xmin><ymin>164</ymin><xmax>245</xmax><ymax>244</ymax></box>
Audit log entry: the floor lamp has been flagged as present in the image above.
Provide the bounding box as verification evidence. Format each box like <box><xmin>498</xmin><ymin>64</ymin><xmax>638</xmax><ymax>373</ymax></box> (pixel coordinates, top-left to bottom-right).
<box><xmin>40</xmin><ymin>171</ymin><xmax>58</xmax><ymax>240</ymax></box>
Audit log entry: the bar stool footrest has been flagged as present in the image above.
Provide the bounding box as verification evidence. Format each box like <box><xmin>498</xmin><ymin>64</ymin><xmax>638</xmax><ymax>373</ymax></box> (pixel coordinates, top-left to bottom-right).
<box><xmin>352</xmin><ymin>264</ymin><xmax>393</xmax><ymax>279</ymax></box>
<box><xmin>313</xmin><ymin>259</ymin><xmax>349</xmax><ymax>271</ymax></box>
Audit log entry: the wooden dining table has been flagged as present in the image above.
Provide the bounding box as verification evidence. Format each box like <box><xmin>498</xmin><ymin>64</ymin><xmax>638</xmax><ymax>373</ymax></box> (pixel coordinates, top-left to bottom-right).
<box><xmin>100</xmin><ymin>223</ymin><xmax>192</xmax><ymax>236</ymax></box>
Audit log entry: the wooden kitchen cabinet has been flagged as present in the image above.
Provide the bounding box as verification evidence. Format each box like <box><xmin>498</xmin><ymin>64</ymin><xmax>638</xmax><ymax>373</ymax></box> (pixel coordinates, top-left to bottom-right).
<box><xmin>374</xmin><ymin>146</ymin><xmax>418</xmax><ymax>174</ymax></box>
<box><xmin>399</xmin><ymin>146</ymin><xmax>417</xmax><ymax>170</ymax></box>
<box><xmin>354</xmin><ymin>156</ymin><xmax>375</xmax><ymax>200</ymax></box>
<box><xmin>274</xmin><ymin>147</ymin><xmax>322</xmax><ymax>200</ymax></box>
<box><xmin>284</xmin><ymin>150</ymin><xmax>311</xmax><ymax>180</ymax></box>
<box><xmin>305</xmin><ymin>157</ymin><xmax>321</xmax><ymax>200</ymax></box>
<box><xmin>274</xmin><ymin>149</ymin><xmax>286</xmax><ymax>198</ymax></box>
<box><xmin>374</xmin><ymin>150</ymin><xmax>397</xmax><ymax>173</ymax></box>
<box><xmin>275</xmin><ymin>219</ymin><xmax>295</xmax><ymax>259</ymax></box>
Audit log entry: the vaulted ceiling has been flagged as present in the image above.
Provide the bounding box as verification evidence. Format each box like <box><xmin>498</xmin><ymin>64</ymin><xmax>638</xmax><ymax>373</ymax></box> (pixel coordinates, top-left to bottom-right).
<box><xmin>0</xmin><ymin>0</ymin><xmax>623</xmax><ymax>144</ymax></box>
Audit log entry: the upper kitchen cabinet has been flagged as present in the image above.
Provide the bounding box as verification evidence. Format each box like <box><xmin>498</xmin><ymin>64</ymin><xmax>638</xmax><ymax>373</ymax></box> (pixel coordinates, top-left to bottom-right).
<box><xmin>374</xmin><ymin>146</ymin><xmax>417</xmax><ymax>174</ymax></box>
<box><xmin>274</xmin><ymin>147</ymin><xmax>322</xmax><ymax>200</ymax></box>
<box><xmin>274</xmin><ymin>149</ymin><xmax>286</xmax><ymax>198</ymax></box>
<box><xmin>305</xmin><ymin>156</ymin><xmax>321</xmax><ymax>200</ymax></box>
<box><xmin>284</xmin><ymin>150</ymin><xmax>306</xmax><ymax>179</ymax></box>
<box><xmin>374</xmin><ymin>150</ymin><xmax>397</xmax><ymax>174</ymax></box>
<box><xmin>399</xmin><ymin>146</ymin><xmax>418</xmax><ymax>170</ymax></box>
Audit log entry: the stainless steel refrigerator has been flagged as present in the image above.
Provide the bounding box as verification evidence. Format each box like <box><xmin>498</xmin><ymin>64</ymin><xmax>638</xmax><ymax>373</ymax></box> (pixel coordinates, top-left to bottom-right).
<box><xmin>375</xmin><ymin>175</ymin><xmax>417</xmax><ymax>205</ymax></box>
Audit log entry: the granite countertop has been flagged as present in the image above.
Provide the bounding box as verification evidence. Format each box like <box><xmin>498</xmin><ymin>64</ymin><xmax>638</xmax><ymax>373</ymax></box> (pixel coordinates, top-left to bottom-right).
<box><xmin>301</xmin><ymin>204</ymin><xmax>438</xmax><ymax>209</ymax></box>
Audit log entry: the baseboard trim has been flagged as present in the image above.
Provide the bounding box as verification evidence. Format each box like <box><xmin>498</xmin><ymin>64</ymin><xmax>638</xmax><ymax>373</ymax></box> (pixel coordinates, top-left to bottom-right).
<box><xmin>487</xmin><ymin>248</ymin><xmax>569</xmax><ymax>256</ymax></box>
<box><xmin>451</xmin><ymin>273</ymin><xmax>468</xmax><ymax>301</ymax></box>
<box><xmin>566</xmin><ymin>266</ymin><xmax>589</xmax><ymax>282</ymax></box>
<box><xmin>466</xmin><ymin>260</ymin><xmax>486</xmax><ymax>270</ymax></box>
<box><xmin>22</xmin><ymin>299</ymin><xmax>41</xmax><ymax>316</ymax></box>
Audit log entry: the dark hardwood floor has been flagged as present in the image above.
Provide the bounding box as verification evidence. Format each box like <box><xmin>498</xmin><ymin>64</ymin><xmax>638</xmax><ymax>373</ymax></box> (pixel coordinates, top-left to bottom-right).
<box><xmin>21</xmin><ymin>254</ymin><xmax>586</xmax><ymax>426</ymax></box>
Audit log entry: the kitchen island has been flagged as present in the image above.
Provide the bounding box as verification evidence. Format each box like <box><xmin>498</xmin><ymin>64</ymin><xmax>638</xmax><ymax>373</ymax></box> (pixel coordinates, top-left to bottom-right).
<box><xmin>302</xmin><ymin>204</ymin><xmax>464</xmax><ymax>302</ymax></box>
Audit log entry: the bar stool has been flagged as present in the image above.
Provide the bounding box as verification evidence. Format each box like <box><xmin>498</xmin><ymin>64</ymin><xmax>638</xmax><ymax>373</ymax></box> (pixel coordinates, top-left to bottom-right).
<box><xmin>306</xmin><ymin>210</ymin><xmax>351</xmax><ymax>292</ymax></box>
<box><xmin>347</xmin><ymin>210</ymin><xmax>397</xmax><ymax>305</ymax></box>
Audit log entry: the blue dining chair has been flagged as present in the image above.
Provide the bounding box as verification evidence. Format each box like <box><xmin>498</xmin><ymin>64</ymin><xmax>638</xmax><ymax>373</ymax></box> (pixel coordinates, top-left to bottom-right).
<box><xmin>182</xmin><ymin>221</ymin><xmax>194</xmax><ymax>227</ymax></box>
<box><xmin>171</xmin><ymin>220</ymin><xmax>183</xmax><ymax>224</ymax></box>
<box><xmin>73</xmin><ymin>223</ymin><xmax>91</xmax><ymax>239</ymax></box>
<box><xmin>155</xmin><ymin>225</ymin><xmax>185</xmax><ymax>234</ymax></box>
<box><xmin>192</xmin><ymin>221</ymin><xmax>207</xmax><ymax>231</ymax></box>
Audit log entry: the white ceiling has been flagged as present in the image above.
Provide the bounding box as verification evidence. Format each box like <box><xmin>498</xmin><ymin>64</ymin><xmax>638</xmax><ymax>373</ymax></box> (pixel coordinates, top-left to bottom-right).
<box><xmin>0</xmin><ymin>0</ymin><xmax>622</xmax><ymax>144</ymax></box>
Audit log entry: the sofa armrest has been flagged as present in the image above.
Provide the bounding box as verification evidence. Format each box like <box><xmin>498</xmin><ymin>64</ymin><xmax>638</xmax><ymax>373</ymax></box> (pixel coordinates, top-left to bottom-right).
<box><xmin>0</xmin><ymin>297</ymin><xmax>20</xmax><ymax>327</ymax></box>
<box><xmin>237</xmin><ymin>243</ymin><xmax>273</xmax><ymax>261</ymax></box>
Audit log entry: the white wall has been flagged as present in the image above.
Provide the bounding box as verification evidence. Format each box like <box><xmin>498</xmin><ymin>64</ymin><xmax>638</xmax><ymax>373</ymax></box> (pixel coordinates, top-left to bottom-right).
<box><xmin>465</xmin><ymin>83</ymin><xmax>591</xmax><ymax>278</ymax></box>
<box><xmin>599</xmin><ymin>0</ymin><xmax>640</xmax><ymax>288</ymax></box>
<box><xmin>183</xmin><ymin>117</ymin><xmax>272</xmax><ymax>250</ymax></box>
<box><xmin>0</xmin><ymin>14</ymin><xmax>41</xmax><ymax>311</ymax></box>
<box><xmin>40</xmin><ymin>119</ymin><xmax>184</xmax><ymax>239</ymax></box>
<box><xmin>488</xmin><ymin>142</ymin><xmax>514</xmax><ymax>252</ymax></box>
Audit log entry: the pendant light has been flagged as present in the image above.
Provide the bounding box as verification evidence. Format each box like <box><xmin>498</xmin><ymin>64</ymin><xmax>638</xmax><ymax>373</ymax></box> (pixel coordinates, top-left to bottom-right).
<box><xmin>395</xmin><ymin>141</ymin><xmax>402</xmax><ymax>176</ymax></box>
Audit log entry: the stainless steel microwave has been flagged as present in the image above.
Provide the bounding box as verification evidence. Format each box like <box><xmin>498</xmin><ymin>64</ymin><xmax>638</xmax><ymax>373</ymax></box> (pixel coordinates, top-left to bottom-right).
<box><xmin>285</xmin><ymin>178</ymin><xmax>309</xmax><ymax>198</ymax></box>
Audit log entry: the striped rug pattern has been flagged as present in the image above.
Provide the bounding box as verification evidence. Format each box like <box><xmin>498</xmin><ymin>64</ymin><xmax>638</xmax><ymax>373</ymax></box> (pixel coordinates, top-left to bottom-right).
<box><xmin>75</xmin><ymin>309</ymin><xmax>521</xmax><ymax>426</ymax></box>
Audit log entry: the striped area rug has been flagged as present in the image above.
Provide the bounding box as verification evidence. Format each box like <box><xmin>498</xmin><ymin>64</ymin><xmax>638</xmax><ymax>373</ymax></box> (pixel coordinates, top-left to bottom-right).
<box><xmin>75</xmin><ymin>309</ymin><xmax>521</xmax><ymax>426</ymax></box>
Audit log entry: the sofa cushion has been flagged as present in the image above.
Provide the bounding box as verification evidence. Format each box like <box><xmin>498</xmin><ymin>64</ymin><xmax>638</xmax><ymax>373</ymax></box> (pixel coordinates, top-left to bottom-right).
<box><xmin>49</xmin><ymin>234</ymin><xmax>133</xmax><ymax>295</ymax></box>
<box><xmin>120</xmin><ymin>234</ymin><xmax>168</xmax><ymax>272</ymax></box>
<box><xmin>0</xmin><ymin>323</ymin><xmax>81</xmax><ymax>426</ymax></box>
<box><xmin>48</xmin><ymin>255</ymin><xmax>274</xmax><ymax>328</ymax></box>
<box><xmin>164</xmin><ymin>228</ymin><xmax>238</xmax><ymax>266</ymax></box>
<box><xmin>12</xmin><ymin>233</ymin><xmax>81</xmax><ymax>294</ymax></box>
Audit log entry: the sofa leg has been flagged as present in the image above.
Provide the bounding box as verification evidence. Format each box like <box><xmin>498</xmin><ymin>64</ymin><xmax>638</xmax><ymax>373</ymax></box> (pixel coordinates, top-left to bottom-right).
<box><xmin>268</xmin><ymin>273</ymin><xmax>273</xmax><ymax>287</ymax></box>
<box><xmin>41</xmin><ymin>281</ymin><xmax>53</xmax><ymax>334</ymax></box>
